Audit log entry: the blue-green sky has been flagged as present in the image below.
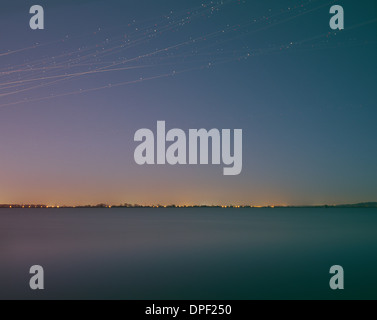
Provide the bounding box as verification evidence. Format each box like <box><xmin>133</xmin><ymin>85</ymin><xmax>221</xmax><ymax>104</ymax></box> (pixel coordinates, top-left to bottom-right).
<box><xmin>0</xmin><ymin>0</ymin><xmax>376</xmax><ymax>206</ymax></box>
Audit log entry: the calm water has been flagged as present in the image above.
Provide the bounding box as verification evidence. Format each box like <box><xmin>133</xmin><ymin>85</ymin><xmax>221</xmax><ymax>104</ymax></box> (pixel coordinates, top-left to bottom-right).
<box><xmin>0</xmin><ymin>208</ymin><xmax>376</xmax><ymax>300</ymax></box>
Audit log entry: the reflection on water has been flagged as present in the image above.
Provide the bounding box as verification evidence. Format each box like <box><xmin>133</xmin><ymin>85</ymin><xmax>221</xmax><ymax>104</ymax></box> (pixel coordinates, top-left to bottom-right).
<box><xmin>0</xmin><ymin>208</ymin><xmax>376</xmax><ymax>299</ymax></box>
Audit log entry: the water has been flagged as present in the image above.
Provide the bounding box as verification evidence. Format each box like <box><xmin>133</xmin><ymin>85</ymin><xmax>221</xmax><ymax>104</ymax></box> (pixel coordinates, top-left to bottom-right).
<box><xmin>0</xmin><ymin>208</ymin><xmax>376</xmax><ymax>300</ymax></box>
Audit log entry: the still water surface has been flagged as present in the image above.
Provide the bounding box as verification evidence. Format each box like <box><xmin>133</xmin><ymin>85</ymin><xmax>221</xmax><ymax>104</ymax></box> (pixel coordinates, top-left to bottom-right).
<box><xmin>1</xmin><ymin>208</ymin><xmax>376</xmax><ymax>299</ymax></box>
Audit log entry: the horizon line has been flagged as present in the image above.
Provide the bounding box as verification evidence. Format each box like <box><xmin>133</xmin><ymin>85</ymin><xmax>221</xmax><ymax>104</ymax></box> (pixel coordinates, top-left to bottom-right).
<box><xmin>1</xmin><ymin>202</ymin><xmax>377</xmax><ymax>209</ymax></box>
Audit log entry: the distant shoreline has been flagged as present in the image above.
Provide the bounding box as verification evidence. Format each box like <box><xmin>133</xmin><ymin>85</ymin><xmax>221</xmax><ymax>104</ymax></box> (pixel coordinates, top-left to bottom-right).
<box><xmin>1</xmin><ymin>203</ymin><xmax>376</xmax><ymax>209</ymax></box>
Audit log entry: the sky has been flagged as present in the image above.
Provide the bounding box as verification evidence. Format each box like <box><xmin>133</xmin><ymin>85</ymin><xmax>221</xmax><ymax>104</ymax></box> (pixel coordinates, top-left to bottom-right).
<box><xmin>0</xmin><ymin>0</ymin><xmax>376</xmax><ymax>206</ymax></box>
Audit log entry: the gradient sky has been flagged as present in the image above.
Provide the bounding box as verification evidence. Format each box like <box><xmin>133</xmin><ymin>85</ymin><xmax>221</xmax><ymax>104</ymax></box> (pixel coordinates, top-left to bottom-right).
<box><xmin>0</xmin><ymin>0</ymin><xmax>376</xmax><ymax>206</ymax></box>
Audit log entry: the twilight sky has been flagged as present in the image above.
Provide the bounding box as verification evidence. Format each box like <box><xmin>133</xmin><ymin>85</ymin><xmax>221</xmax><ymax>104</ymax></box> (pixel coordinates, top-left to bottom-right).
<box><xmin>0</xmin><ymin>0</ymin><xmax>376</xmax><ymax>206</ymax></box>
